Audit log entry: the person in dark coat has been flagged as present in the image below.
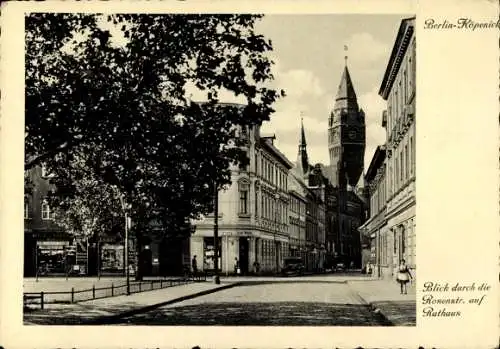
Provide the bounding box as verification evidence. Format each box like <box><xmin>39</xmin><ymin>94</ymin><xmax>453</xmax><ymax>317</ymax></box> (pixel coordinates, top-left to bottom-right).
<box><xmin>192</xmin><ymin>255</ymin><xmax>198</xmax><ymax>275</ymax></box>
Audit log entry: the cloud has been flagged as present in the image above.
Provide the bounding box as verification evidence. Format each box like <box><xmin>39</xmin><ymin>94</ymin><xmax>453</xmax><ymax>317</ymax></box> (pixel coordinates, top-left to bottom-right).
<box><xmin>358</xmin><ymin>87</ymin><xmax>387</xmax><ymax>169</ymax></box>
<box><xmin>345</xmin><ymin>32</ymin><xmax>390</xmax><ymax>64</ymax></box>
<box><xmin>276</xmin><ymin>69</ymin><xmax>324</xmax><ymax>99</ymax></box>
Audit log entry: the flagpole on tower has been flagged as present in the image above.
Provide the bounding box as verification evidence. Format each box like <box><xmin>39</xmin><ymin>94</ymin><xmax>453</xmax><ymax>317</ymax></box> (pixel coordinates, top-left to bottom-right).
<box><xmin>344</xmin><ymin>45</ymin><xmax>348</xmax><ymax>65</ymax></box>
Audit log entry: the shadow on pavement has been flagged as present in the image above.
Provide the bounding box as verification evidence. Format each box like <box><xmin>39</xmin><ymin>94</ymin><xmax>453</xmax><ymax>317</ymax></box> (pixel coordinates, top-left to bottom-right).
<box><xmin>371</xmin><ymin>300</ymin><xmax>416</xmax><ymax>326</ymax></box>
<box><xmin>24</xmin><ymin>300</ymin><xmax>151</xmax><ymax>325</ymax></box>
<box><xmin>117</xmin><ymin>302</ymin><xmax>393</xmax><ymax>326</ymax></box>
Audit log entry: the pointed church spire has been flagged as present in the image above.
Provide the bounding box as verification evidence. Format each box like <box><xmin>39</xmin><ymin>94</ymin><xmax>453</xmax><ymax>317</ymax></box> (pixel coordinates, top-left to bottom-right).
<box><xmin>335</xmin><ymin>45</ymin><xmax>359</xmax><ymax>111</ymax></box>
<box><xmin>300</xmin><ymin>115</ymin><xmax>307</xmax><ymax>148</ymax></box>
<box><xmin>295</xmin><ymin>112</ymin><xmax>309</xmax><ymax>176</ymax></box>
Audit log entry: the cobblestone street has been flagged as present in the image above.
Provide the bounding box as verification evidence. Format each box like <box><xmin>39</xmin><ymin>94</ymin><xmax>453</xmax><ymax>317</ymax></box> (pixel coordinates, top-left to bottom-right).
<box><xmin>117</xmin><ymin>281</ymin><xmax>391</xmax><ymax>326</ymax></box>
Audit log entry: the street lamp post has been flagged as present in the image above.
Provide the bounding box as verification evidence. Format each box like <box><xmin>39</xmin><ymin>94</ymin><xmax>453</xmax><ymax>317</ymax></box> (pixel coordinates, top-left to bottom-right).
<box><xmin>118</xmin><ymin>193</ymin><xmax>130</xmax><ymax>296</ymax></box>
<box><xmin>213</xmin><ymin>181</ymin><xmax>221</xmax><ymax>284</ymax></box>
<box><xmin>124</xmin><ymin>210</ymin><xmax>130</xmax><ymax>295</ymax></box>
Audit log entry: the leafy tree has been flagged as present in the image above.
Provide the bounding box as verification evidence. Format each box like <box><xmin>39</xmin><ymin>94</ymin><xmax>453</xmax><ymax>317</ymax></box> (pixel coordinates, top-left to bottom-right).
<box><xmin>26</xmin><ymin>13</ymin><xmax>283</xmax><ymax>279</ymax></box>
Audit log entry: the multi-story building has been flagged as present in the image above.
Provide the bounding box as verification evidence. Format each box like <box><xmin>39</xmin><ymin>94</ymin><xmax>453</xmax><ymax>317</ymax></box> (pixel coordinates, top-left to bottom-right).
<box><xmin>24</xmin><ymin>165</ymin><xmax>73</xmax><ymax>276</ymax></box>
<box><xmin>24</xmin><ymin>163</ymin><xmax>192</xmax><ymax>278</ymax></box>
<box><xmin>24</xmin><ymin>164</ymin><xmax>135</xmax><ymax>277</ymax></box>
<box><xmin>359</xmin><ymin>145</ymin><xmax>387</xmax><ymax>277</ymax></box>
<box><xmin>191</xmin><ymin>121</ymin><xmax>294</xmax><ymax>275</ymax></box>
<box><xmin>292</xmin><ymin>120</ymin><xmax>329</xmax><ymax>271</ymax></box>
<box><xmin>288</xmin><ymin>173</ymin><xmax>307</xmax><ymax>260</ymax></box>
<box><xmin>365</xmin><ymin>16</ymin><xmax>416</xmax><ymax>280</ymax></box>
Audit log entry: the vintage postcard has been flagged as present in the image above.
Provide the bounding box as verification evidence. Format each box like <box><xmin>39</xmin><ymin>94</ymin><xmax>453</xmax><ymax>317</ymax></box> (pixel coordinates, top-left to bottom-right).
<box><xmin>0</xmin><ymin>0</ymin><xmax>498</xmax><ymax>348</ymax></box>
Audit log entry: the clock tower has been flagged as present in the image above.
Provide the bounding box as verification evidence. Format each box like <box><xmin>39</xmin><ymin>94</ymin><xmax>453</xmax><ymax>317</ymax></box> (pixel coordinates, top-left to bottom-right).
<box><xmin>328</xmin><ymin>61</ymin><xmax>366</xmax><ymax>188</ymax></box>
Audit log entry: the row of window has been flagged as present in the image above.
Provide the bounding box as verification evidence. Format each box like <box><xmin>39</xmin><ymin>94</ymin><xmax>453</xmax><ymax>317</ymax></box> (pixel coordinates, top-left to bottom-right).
<box><xmin>289</xmin><ymin>196</ymin><xmax>305</xmax><ymax>215</ymax></box>
<box><xmin>377</xmin><ymin>222</ymin><xmax>415</xmax><ymax>266</ymax></box>
<box><xmin>370</xmin><ymin>170</ymin><xmax>387</xmax><ymax>217</ymax></box>
<box><xmin>258</xmin><ymin>153</ymin><xmax>288</xmax><ymax>190</ymax></box>
<box><xmin>288</xmin><ymin>222</ymin><xmax>305</xmax><ymax>241</ymax></box>
<box><xmin>259</xmin><ymin>191</ymin><xmax>287</xmax><ymax>224</ymax></box>
<box><xmin>259</xmin><ymin>240</ymin><xmax>288</xmax><ymax>268</ymax></box>
<box><xmin>386</xmin><ymin>39</ymin><xmax>416</xmax><ymax>134</ymax></box>
<box><xmin>328</xmin><ymin>147</ymin><xmax>341</xmax><ymax>162</ymax></box>
<box><xmin>387</xmin><ymin>133</ymin><xmax>415</xmax><ymax>197</ymax></box>
<box><xmin>24</xmin><ymin>198</ymin><xmax>55</xmax><ymax>220</ymax></box>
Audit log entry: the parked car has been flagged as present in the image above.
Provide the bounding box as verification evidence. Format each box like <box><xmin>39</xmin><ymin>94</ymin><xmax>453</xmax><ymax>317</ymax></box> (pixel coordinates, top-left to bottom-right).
<box><xmin>335</xmin><ymin>262</ymin><xmax>345</xmax><ymax>272</ymax></box>
<box><xmin>281</xmin><ymin>257</ymin><xmax>305</xmax><ymax>276</ymax></box>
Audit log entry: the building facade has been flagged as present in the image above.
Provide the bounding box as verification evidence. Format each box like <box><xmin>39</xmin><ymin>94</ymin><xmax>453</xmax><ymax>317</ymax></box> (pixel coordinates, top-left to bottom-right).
<box><xmin>287</xmin><ymin>173</ymin><xmax>307</xmax><ymax>260</ymax></box>
<box><xmin>292</xmin><ymin>120</ymin><xmax>330</xmax><ymax>270</ymax></box>
<box><xmin>359</xmin><ymin>145</ymin><xmax>387</xmax><ymax>277</ymax></box>
<box><xmin>364</xmin><ymin>16</ymin><xmax>416</xmax><ymax>280</ymax></box>
<box><xmin>24</xmin><ymin>165</ymin><xmax>74</xmax><ymax>276</ymax></box>
<box><xmin>190</xmin><ymin>123</ymin><xmax>294</xmax><ymax>275</ymax></box>
<box><xmin>24</xmin><ymin>164</ymin><xmax>190</xmax><ymax>277</ymax></box>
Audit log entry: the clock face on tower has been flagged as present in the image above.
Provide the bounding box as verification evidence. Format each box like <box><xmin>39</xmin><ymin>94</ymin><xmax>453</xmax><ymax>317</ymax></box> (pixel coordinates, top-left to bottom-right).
<box><xmin>348</xmin><ymin>130</ymin><xmax>357</xmax><ymax>140</ymax></box>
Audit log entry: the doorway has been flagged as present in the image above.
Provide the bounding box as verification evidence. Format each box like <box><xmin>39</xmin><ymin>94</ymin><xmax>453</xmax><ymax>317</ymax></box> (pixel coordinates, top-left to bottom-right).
<box><xmin>239</xmin><ymin>237</ymin><xmax>249</xmax><ymax>275</ymax></box>
<box><xmin>159</xmin><ymin>238</ymin><xmax>184</xmax><ymax>276</ymax></box>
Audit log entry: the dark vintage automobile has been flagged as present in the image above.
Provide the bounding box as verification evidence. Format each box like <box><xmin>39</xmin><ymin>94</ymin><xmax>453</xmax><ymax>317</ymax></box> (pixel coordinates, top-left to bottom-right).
<box><xmin>281</xmin><ymin>257</ymin><xmax>305</xmax><ymax>276</ymax></box>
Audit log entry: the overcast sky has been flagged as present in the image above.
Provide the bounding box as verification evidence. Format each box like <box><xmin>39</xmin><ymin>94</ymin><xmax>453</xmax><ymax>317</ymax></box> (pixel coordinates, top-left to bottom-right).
<box><xmin>254</xmin><ymin>14</ymin><xmax>411</xmax><ymax>170</ymax></box>
<box><xmin>98</xmin><ymin>13</ymin><xmax>411</xmax><ymax>170</ymax></box>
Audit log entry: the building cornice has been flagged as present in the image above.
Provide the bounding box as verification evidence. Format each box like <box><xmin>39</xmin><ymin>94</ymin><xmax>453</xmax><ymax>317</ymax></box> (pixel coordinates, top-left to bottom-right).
<box><xmin>379</xmin><ymin>17</ymin><xmax>415</xmax><ymax>100</ymax></box>
<box><xmin>365</xmin><ymin>145</ymin><xmax>386</xmax><ymax>181</ymax></box>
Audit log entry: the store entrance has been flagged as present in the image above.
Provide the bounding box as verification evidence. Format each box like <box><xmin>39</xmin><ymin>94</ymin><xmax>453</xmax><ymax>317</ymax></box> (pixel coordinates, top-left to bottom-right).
<box><xmin>239</xmin><ymin>237</ymin><xmax>249</xmax><ymax>275</ymax></box>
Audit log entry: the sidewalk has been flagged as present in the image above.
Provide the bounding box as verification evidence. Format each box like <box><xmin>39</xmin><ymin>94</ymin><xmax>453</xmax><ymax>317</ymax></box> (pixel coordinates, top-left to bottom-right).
<box><xmin>218</xmin><ymin>273</ymin><xmax>373</xmax><ymax>283</ymax></box>
<box><xmin>24</xmin><ymin>276</ymin><xmax>186</xmax><ymax>293</ymax></box>
<box><xmin>24</xmin><ymin>281</ymin><xmax>238</xmax><ymax>325</ymax></box>
<box><xmin>348</xmin><ymin>278</ymin><xmax>416</xmax><ymax>326</ymax></box>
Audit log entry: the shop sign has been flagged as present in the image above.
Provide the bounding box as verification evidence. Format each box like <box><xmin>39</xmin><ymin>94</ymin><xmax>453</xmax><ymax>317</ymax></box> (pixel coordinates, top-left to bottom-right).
<box><xmin>239</xmin><ymin>232</ymin><xmax>252</xmax><ymax>237</ymax></box>
<box><xmin>37</xmin><ymin>241</ymin><xmax>69</xmax><ymax>247</ymax></box>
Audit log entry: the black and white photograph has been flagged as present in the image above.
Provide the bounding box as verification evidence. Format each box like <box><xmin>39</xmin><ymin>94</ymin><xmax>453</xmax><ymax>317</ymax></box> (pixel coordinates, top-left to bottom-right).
<box><xmin>1</xmin><ymin>1</ymin><xmax>499</xmax><ymax>348</ymax></box>
<box><xmin>22</xmin><ymin>11</ymin><xmax>416</xmax><ymax>327</ymax></box>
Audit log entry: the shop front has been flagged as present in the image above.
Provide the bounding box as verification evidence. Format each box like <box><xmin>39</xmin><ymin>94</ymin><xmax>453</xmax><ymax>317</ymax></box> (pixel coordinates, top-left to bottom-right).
<box><xmin>36</xmin><ymin>240</ymin><xmax>72</xmax><ymax>275</ymax></box>
<box><xmin>100</xmin><ymin>243</ymin><xmax>125</xmax><ymax>274</ymax></box>
<box><xmin>202</xmin><ymin>237</ymin><xmax>222</xmax><ymax>273</ymax></box>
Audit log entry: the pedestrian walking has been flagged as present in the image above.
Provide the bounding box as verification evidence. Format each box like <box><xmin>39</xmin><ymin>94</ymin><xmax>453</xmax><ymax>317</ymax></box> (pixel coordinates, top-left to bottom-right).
<box><xmin>192</xmin><ymin>255</ymin><xmax>198</xmax><ymax>276</ymax></box>
<box><xmin>253</xmin><ymin>260</ymin><xmax>260</xmax><ymax>275</ymax></box>
<box><xmin>234</xmin><ymin>257</ymin><xmax>240</xmax><ymax>275</ymax></box>
<box><xmin>396</xmin><ymin>259</ymin><xmax>412</xmax><ymax>294</ymax></box>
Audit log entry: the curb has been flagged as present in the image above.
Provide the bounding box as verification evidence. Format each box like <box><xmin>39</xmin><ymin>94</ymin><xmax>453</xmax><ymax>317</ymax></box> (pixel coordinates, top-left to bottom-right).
<box><xmin>84</xmin><ymin>282</ymin><xmax>243</xmax><ymax>325</ymax></box>
<box><xmin>346</xmin><ymin>282</ymin><xmax>393</xmax><ymax>326</ymax></box>
<box><xmin>231</xmin><ymin>279</ymin><xmax>348</xmax><ymax>285</ymax></box>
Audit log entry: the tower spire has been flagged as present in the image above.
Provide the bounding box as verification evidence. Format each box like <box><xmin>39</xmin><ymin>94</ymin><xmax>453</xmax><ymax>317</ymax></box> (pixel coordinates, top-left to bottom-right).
<box><xmin>296</xmin><ymin>111</ymin><xmax>309</xmax><ymax>176</ymax></box>
<box><xmin>300</xmin><ymin>113</ymin><xmax>307</xmax><ymax>147</ymax></box>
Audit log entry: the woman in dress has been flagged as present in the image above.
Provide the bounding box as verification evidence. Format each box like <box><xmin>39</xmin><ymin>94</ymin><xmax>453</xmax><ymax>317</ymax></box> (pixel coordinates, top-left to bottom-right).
<box><xmin>396</xmin><ymin>259</ymin><xmax>413</xmax><ymax>294</ymax></box>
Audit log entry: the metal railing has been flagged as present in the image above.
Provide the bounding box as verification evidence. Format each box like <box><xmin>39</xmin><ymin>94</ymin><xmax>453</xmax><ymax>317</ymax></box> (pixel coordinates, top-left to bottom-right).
<box><xmin>24</xmin><ymin>273</ymin><xmax>207</xmax><ymax>310</ymax></box>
